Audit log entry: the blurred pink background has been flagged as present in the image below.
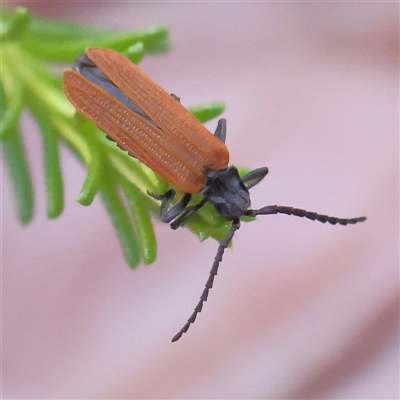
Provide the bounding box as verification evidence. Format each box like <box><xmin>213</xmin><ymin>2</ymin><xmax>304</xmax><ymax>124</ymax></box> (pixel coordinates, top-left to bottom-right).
<box><xmin>3</xmin><ymin>2</ymin><xmax>398</xmax><ymax>399</ymax></box>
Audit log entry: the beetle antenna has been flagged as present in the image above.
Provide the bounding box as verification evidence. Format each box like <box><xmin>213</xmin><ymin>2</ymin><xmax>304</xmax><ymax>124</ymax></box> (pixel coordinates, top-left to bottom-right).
<box><xmin>246</xmin><ymin>205</ymin><xmax>366</xmax><ymax>225</ymax></box>
<box><xmin>172</xmin><ymin>219</ymin><xmax>241</xmax><ymax>342</ymax></box>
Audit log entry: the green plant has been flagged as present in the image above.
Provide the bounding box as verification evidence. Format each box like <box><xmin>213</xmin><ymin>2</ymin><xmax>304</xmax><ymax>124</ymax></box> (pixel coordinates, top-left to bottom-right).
<box><xmin>2</xmin><ymin>7</ymin><xmax>251</xmax><ymax>267</ymax></box>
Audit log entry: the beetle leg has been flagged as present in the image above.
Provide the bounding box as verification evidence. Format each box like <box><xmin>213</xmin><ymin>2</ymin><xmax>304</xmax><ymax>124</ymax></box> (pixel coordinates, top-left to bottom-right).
<box><xmin>172</xmin><ymin>219</ymin><xmax>241</xmax><ymax>342</ymax></box>
<box><xmin>170</xmin><ymin>93</ymin><xmax>180</xmax><ymax>102</ymax></box>
<box><xmin>246</xmin><ymin>205</ymin><xmax>366</xmax><ymax>225</ymax></box>
<box><xmin>170</xmin><ymin>199</ymin><xmax>207</xmax><ymax>230</ymax></box>
<box><xmin>148</xmin><ymin>189</ymin><xmax>192</xmax><ymax>223</ymax></box>
<box><xmin>214</xmin><ymin>118</ymin><xmax>227</xmax><ymax>143</ymax></box>
<box><xmin>242</xmin><ymin>167</ymin><xmax>269</xmax><ymax>189</ymax></box>
<box><xmin>147</xmin><ymin>189</ymin><xmax>173</xmax><ymax>203</ymax></box>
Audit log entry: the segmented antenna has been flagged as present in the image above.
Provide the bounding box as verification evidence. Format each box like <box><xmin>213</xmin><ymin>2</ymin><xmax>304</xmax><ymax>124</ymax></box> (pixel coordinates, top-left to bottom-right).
<box><xmin>171</xmin><ymin>219</ymin><xmax>241</xmax><ymax>342</ymax></box>
<box><xmin>171</xmin><ymin>205</ymin><xmax>366</xmax><ymax>342</ymax></box>
<box><xmin>246</xmin><ymin>205</ymin><xmax>367</xmax><ymax>225</ymax></box>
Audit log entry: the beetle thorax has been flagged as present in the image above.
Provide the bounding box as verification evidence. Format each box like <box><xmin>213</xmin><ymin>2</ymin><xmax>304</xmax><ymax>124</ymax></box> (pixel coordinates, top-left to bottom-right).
<box><xmin>201</xmin><ymin>166</ymin><xmax>250</xmax><ymax>220</ymax></box>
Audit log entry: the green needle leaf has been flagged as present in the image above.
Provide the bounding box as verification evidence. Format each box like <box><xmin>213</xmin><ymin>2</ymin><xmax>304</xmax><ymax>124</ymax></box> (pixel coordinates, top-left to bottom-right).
<box><xmin>76</xmin><ymin>150</ymin><xmax>103</xmax><ymax>206</ymax></box>
<box><xmin>100</xmin><ymin>170</ymin><xmax>141</xmax><ymax>267</ymax></box>
<box><xmin>27</xmin><ymin>95</ymin><xmax>64</xmax><ymax>218</ymax></box>
<box><xmin>120</xmin><ymin>178</ymin><xmax>157</xmax><ymax>265</ymax></box>
<box><xmin>0</xmin><ymin>86</ymin><xmax>23</xmax><ymax>138</ymax></box>
<box><xmin>0</xmin><ymin>62</ymin><xmax>24</xmax><ymax>139</ymax></box>
<box><xmin>124</xmin><ymin>42</ymin><xmax>145</xmax><ymax>64</ymax></box>
<box><xmin>1</xmin><ymin>7</ymin><xmax>30</xmax><ymax>42</ymax></box>
<box><xmin>43</xmin><ymin>129</ymin><xmax>63</xmax><ymax>218</ymax></box>
<box><xmin>189</xmin><ymin>102</ymin><xmax>225</xmax><ymax>123</ymax></box>
<box><xmin>2</xmin><ymin>132</ymin><xmax>34</xmax><ymax>224</ymax></box>
<box><xmin>18</xmin><ymin>15</ymin><xmax>169</xmax><ymax>61</ymax></box>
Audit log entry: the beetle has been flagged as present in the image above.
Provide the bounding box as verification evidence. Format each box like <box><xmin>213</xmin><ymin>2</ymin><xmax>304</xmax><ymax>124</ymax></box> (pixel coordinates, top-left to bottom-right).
<box><xmin>63</xmin><ymin>48</ymin><xmax>367</xmax><ymax>342</ymax></box>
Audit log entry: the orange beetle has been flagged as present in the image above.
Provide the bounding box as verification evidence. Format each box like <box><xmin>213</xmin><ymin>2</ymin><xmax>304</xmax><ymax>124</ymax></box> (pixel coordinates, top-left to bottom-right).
<box><xmin>63</xmin><ymin>48</ymin><xmax>366</xmax><ymax>342</ymax></box>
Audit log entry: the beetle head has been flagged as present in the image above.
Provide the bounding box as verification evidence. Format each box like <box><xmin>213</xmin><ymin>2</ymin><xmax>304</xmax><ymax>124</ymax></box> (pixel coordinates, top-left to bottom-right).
<box><xmin>202</xmin><ymin>166</ymin><xmax>250</xmax><ymax>220</ymax></box>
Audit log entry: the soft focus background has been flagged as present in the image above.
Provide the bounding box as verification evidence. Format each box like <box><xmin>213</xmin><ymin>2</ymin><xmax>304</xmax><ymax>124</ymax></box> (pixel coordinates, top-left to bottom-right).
<box><xmin>3</xmin><ymin>2</ymin><xmax>398</xmax><ymax>399</ymax></box>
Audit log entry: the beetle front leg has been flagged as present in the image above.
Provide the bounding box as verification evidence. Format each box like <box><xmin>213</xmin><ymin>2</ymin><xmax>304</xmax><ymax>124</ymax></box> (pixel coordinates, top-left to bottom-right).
<box><xmin>170</xmin><ymin>198</ymin><xmax>207</xmax><ymax>230</ymax></box>
<box><xmin>242</xmin><ymin>167</ymin><xmax>269</xmax><ymax>190</ymax></box>
<box><xmin>148</xmin><ymin>189</ymin><xmax>192</xmax><ymax>223</ymax></box>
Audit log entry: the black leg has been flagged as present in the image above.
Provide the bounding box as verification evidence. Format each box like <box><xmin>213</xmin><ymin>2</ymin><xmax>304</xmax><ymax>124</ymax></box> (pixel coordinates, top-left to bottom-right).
<box><xmin>170</xmin><ymin>93</ymin><xmax>180</xmax><ymax>102</ymax></box>
<box><xmin>171</xmin><ymin>219</ymin><xmax>241</xmax><ymax>342</ymax></box>
<box><xmin>246</xmin><ymin>205</ymin><xmax>367</xmax><ymax>226</ymax></box>
<box><xmin>241</xmin><ymin>167</ymin><xmax>269</xmax><ymax>190</ymax></box>
<box><xmin>214</xmin><ymin>118</ymin><xmax>227</xmax><ymax>143</ymax></box>
<box><xmin>148</xmin><ymin>189</ymin><xmax>192</xmax><ymax>223</ymax></box>
<box><xmin>170</xmin><ymin>199</ymin><xmax>207</xmax><ymax>230</ymax></box>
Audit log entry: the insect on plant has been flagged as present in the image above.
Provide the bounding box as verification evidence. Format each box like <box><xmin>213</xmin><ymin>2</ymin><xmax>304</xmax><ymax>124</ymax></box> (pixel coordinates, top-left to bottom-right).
<box><xmin>63</xmin><ymin>48</ymin><xmax>367</xmax><ymax>342</ymax></box>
